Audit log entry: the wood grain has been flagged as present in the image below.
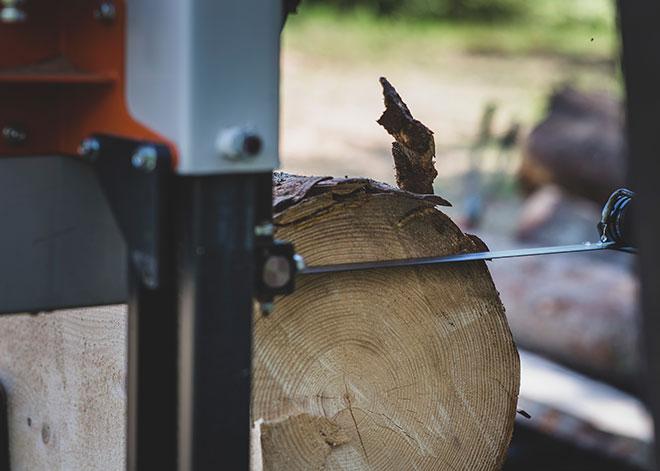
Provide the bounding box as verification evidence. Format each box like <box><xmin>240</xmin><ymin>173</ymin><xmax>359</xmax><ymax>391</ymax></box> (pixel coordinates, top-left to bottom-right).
<box><xmin>252</xmin><ymin>176</ymin><xmax>520</xmax><ymax>470</ymax></box>
<box><xmin>0</xmin><ymin>306</ymin><xmax>126</xmax><ymax>470</ymax></box>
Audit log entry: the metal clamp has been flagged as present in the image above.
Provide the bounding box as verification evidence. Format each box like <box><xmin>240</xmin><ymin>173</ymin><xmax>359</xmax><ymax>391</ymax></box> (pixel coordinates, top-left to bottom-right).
<box><xmin>598</xmin><ymin>188</ymin><xmax>635</xmax><ymax>246</ymax></box>
<box><xmin>253</xmin><ymin>216</ymin><xmax>305</xmax><ymax>314</ymax></box>
<box><xmin>80</xmin><ymin>134</ymin><xmax>173</xmax><ymax>289</ymax></box>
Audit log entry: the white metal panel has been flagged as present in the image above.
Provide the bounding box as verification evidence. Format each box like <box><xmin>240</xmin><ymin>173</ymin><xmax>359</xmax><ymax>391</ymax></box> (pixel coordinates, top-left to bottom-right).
<box><xmin>126</xmin><ymin>0</ymin><xmax>281</xmax><ymax>175</ymax></box>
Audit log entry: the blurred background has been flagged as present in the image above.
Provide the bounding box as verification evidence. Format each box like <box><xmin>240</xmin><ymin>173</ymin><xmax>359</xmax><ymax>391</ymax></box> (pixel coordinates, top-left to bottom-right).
<box><xmin>279</xmin><ymin>1</ymin><xmax>649</xmax><ymax>469</ymax></box>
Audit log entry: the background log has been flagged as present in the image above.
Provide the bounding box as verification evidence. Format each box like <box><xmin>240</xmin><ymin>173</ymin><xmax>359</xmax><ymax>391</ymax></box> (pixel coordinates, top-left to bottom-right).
<box><xmin>519</xmin><ymin>86</ymin><xmax>627</xmax><ymax>204</ymax></box>
<box><xmin>251</xmin><ymin>174</ymin><xmax>520</xmax><ymax>470</ymax></box>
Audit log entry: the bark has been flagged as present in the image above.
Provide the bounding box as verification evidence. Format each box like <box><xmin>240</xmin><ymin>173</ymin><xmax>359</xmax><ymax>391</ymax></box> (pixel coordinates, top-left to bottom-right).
<box><xmin>251</xmin><ymin>173</ymin><xmax>520</xmax><ymax>471</ymax></box>
<box><xmin>377</xmin><ymin>78</ymin><xmax>438</xmax><ymax>195</ymax></box>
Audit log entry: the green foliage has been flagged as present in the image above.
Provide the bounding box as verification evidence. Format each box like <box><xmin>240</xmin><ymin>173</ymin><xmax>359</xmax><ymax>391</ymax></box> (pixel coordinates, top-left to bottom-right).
<box><xmin>285</xmin><ymin>1</ymin><xmax>616</xmax><ymax>62</ymax></box>
<box><xmin>304</xmin><ymin>0</ymin><xmax>529</xmax><ymax>20</ymax></box>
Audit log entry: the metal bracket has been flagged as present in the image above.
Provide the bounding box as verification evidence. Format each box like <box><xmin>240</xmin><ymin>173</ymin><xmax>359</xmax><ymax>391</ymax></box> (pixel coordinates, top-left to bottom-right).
<box><xmin>81</xmin><ymin>134</ymin><xmax>173</xmax><ymax>289</ymax></box>
<box><xmin>599</xmin><ymin>188</ymin><xmax>635</xmax><ymax>246</ymax></box>
<box><xmin>255</xmin><ymin>235</ymin><xmax>300</xmax><ymax>312</ymax></box>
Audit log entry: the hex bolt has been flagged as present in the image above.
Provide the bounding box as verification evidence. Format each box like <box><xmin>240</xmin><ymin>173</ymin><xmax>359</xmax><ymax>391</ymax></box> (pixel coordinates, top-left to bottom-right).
<box><xmin>94</xmin><ymin>1</ymin><xmax>116</xmax><ymax>22</ymax></box>
<box><xmin>78</xmin><ymin>137</ymin><xmax>101</xmax><ymax>162</ymax></box>
<box><xmin>216</xmin><ymin>127</ymin><xmax>263</xmax><ymax>161</ymax></box>
<box><xmin>1</xmin><ymin>0</ymin><xmax>26</xmax><ymax>23</ymax></box>
<box><xmin>255</xmin><ymin>222</ymin><xmax>274</xmax><ymax>238</ymax></box>
<box><xmin>2</xmin><ymin>125</ymin><xmax>27</xmax><ymax>146</ymax></box>
<box><xmin>260</xmin><ymin>302</ymin><xmax>275</xmax><ymax>316</ymax></box>
<box><xmin>131</xmin><ymin>146</ymin><xmax>158</xmax><ymax>172</ymax></box>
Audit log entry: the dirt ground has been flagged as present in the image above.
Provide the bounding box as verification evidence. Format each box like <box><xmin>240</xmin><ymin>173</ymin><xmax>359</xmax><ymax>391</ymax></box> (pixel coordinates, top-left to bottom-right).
<box><xmin>280</xmin><ymin>47</ymin><xmax>618</xmax><ymax>192</ymax></box>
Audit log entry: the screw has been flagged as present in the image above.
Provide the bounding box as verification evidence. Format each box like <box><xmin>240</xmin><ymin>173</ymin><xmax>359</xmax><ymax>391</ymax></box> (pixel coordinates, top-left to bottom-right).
<box><xmin>2</xmin><ymin>125</ymin><xmax>27</xmax><ymax>146</ymax></box>
<box><xmin>260</xmin><ymin>302</ymin><xmax>275</xmax><ymax>316</ymax></box>
<box><xmin>131</xmin><ymin>146</ymin><xmax>158</xmax><ymax>172</ymax></box>
<box><xmin>255</xmin><ymin>222</ymin><xmax>274</xmax><ymax>238</ymax></box>
<box><xmin>293</xmin><ymin>254</ymin><xmax>306</xmax><ymax>272</ymax></box>
<box><xmin>78</xmin><ymin>137</ymin><xmax>101</xmax><ymax>162</ymax></box>
<box><xmin>94</xmin><ymin>1</ymin><xmax>116</xmax><ymax>21</ymax></box>
<box><xmin>216</xmin><ymin>127</ymin><xmax>263</xmax><ymax>161</ymax></box>
<box><xmin>1</xmin><ymin>0</ymin><xmax>26</xmax><ymax>23</ymax></box>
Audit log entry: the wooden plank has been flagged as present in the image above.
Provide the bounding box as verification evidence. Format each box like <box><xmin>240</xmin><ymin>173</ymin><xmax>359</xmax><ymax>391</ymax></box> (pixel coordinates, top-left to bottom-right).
<box><xmin>0</xmin><ymin>306</ymin><xmax>126</xmax><ymax>470</ymax></box>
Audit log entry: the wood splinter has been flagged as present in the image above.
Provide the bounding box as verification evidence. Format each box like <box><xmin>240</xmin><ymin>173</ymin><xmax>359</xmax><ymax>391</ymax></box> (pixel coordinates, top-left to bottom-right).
<box><xmin>377</xmin><ymin>77</ymin><xmax>438</xmax><ymax>195</ymax></box>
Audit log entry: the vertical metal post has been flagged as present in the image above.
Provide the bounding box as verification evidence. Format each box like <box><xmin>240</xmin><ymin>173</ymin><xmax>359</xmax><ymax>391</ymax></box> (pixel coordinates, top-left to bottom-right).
<box><xmin>618</xmin><ymin>1</ymin><xmax>660</xmax><ymax>467</ymax></box>
<box><xmin>90</xmin><ymin>135</ymin><xmax>180</xmax><ymax>471</ymax></box>
<box><xmin>177</xmin><ymin>174</ymin><xmax>271</xmax><ymax>470</ymax></box>
<box><xmin>126</xmin><ymin>216</ymin><xmax>179</xmax><ymax>471</ymax></box>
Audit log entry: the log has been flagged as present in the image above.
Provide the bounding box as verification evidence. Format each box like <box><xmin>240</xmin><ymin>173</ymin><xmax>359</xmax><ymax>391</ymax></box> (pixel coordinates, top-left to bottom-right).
<box><xmin>251</xmin><ymin>174</ymin><xmax>520</xmax><ymax>470</ymax></box>
<box><xmin>519</xmin><ymin>86</ymin><xmax>627</xmax><ymax>204</ymax></box>
<box><xmin>489</xmin><ymin>250</ymin><xmax>639</xmax><ymax>393</ymax></box>
<box><xmin>515</xmin><ymin>349</ymin><xmax>652</xmax><ymax>470</ymax></box>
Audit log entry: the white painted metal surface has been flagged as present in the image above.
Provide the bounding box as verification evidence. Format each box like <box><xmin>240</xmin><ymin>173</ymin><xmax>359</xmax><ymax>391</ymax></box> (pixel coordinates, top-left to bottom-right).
<box><xmin>126</xmin><ymin>0</ymin><xmax>281</xmax><ymax>175</ymax></box>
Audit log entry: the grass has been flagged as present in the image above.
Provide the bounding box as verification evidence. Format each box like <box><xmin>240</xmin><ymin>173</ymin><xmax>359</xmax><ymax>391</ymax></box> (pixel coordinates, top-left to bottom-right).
<box><xmin>283</xmin><ymin>1</ymin><xmax>618</xmax><ymax>64</ymax></box>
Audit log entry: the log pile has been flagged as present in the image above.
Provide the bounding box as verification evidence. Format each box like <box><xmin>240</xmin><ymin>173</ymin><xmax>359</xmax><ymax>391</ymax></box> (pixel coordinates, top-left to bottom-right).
<box><xmin>251</xmin><ymin>80</ymin><xmax>520</xmax><ymax>470</ymax></box>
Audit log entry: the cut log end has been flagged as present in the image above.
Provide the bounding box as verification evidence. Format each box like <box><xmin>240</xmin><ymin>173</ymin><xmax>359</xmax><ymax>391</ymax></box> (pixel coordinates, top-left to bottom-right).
<box><xmin>377</xmin><ymin>77</ymin><xmax>438</xmax><ymax>195</ymax></box>
<box><xmin>252</xmin><ymin>174</ymin><xmax>520</xmax><ymax>471</ymax></box>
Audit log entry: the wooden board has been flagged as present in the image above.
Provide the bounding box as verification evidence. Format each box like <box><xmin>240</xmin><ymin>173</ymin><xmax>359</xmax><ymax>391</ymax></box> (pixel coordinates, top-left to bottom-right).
<box><xmin>0</xmin><ymin>306</ymin><xmax>126</xmax><ymax>470</ymax></box>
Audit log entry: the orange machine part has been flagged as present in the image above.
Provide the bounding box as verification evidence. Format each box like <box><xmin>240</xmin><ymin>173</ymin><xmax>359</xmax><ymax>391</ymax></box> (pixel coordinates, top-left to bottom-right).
<box><xmin>0</xmin><ymin>0</ymin><xmax>177</xmax><ymax>161</ymax></box>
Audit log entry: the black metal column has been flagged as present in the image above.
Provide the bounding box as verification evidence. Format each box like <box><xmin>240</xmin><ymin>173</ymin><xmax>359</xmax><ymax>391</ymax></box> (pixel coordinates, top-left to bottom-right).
<box><xmin>618</xmin><ymin>1</ymin><xmax>660</xmax><ymax>468</ymax></box>
<box><xmin>86</xmin><ymin>135</ymin><xmax>180</xmax><ymax>471</ymax></box>
<box><xmin>177</xmin><ymin>173</ymin><xmax>271</xmax><ymax>470</ymax></box>
<box><xmin>126</xmin><ymin>201</ymin><xmax>178</xmax><ymax>471</ymax></box>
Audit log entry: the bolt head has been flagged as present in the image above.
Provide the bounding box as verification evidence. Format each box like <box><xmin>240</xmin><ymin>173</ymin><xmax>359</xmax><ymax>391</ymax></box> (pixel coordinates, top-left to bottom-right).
<box><xmin>255</xmin><ymin>222</ymin><xmax>275</xmax><ymax>238</ymax></box>
<box><xmin>94</xmin><ymin>1</ymin><xmax>116</xmax><ymax>21</ymax></box>
<box><xmin>217</xmin><ymin>127</ymin><xmax>263</xmax><ymax>161</ymax></box>
<box><xmin>131</xmin><ymin>146</ymin><xmax>158</xmax><ymax>172</ymax></box>
<box><xmin>1</xmin><ymin>1</ymin><xmax>26</xmax><ymax>23</ymax></box>
<box><xmin>260</xmin><ymin>302</ymin><xmax>275</xmax><ymax>316</ymax></box>
<box><xmin>2</xmin><ymin>125</ymin><xmax>27</xmax><ymax>146</ymax></box>
<box><xmin>78</xmin><ymin>138</ymin><xmax>101</xmax><ymax>161</ymax></box>
<box><xmin>262</xmin><ymin>255</ymin><xmax>292</xmax><ymax>290</ymax></box>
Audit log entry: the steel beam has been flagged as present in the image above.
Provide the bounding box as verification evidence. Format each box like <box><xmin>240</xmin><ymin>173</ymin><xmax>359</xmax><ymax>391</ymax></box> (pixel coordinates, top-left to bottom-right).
<box><xmin>177</xmin><ymin>174</ymin><xmax>271</xmax><ymax>470</ymax></box>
